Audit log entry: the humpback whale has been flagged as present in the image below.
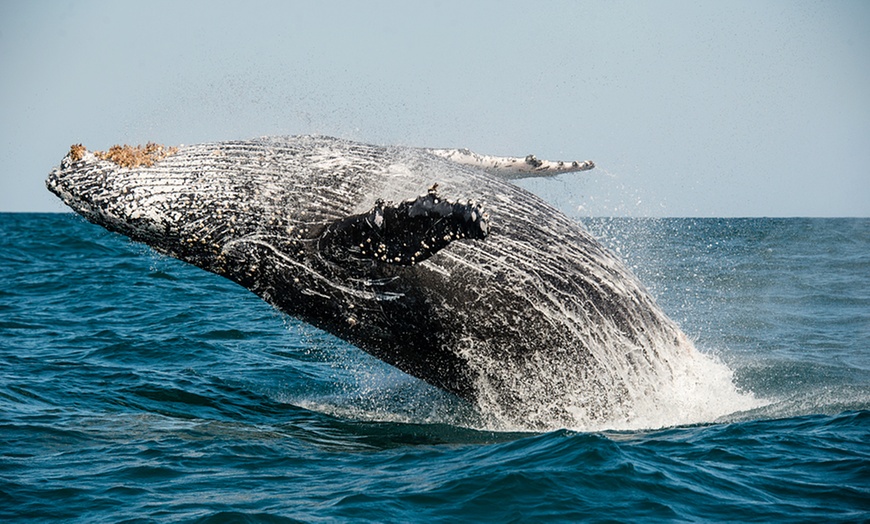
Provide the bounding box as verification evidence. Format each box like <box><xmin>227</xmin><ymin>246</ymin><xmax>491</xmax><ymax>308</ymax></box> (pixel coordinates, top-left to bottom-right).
<box><xmin>46</xmin><ymin>135</ymin><xmax>704</xmax><ymax>429</ymax></box>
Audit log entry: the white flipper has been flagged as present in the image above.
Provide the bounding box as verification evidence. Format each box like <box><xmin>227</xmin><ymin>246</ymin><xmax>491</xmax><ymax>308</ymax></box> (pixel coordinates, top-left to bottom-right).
<box><xmin>427</xmin><ymin>148</ymin><xmax>594</xmax><ymax>180</ymax></box>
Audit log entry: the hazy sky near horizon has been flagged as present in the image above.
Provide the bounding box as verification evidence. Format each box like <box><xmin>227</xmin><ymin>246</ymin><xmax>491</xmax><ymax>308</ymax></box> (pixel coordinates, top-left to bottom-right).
<box><xmin>2</xmin><ymin>0</ymin><xmax>868</xmax><ymax>216</ymax></box>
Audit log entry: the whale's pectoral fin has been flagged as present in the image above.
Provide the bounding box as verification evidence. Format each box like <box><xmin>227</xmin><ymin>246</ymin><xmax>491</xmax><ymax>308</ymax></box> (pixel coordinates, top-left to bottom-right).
<box><xmin>427</xmin><ymin>148</ymin><xmax>595</xmax><ymax>180</ymax></box>
<box><xmin>320</xmin><ymin>186</ymin><xmax>489</xmax><ymax>266</ymax></box>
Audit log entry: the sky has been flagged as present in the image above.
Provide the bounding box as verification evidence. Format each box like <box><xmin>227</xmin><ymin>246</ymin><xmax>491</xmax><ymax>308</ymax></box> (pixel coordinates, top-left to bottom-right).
<box><xmin>2</xmin><ymin>0</ymin><xmax>868</xmax><ymax>217</ymax></box>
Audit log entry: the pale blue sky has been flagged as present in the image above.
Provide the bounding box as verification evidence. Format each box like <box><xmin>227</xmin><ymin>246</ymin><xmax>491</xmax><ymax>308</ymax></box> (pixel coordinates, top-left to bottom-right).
<box><xmin>2</xmin><ymin>0</ymin><xmax>868</xmax><ymax>216</ymax></box>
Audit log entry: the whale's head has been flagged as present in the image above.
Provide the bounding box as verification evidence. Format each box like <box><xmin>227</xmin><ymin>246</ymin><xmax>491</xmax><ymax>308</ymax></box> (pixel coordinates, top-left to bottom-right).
<box><xmin>46</xmin><ymin>139</ymin><xmax>488</xmax><ymax>308</ymax></box>
<box><xmin>46</xmin><ymin>140</ymin><xmax>365</xmax><ymax>270</ymax></box>
<box><xmin>47</xmin><ymin>140</ymin><xmax>488</xmax><ymax>267</ymax></box>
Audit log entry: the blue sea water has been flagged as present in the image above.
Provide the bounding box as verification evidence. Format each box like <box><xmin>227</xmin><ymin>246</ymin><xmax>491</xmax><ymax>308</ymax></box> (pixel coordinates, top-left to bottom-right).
<box><xmin>1</xmin><ymin>213</ymin><xmax>868</xmax><ymax>523</ymax></box>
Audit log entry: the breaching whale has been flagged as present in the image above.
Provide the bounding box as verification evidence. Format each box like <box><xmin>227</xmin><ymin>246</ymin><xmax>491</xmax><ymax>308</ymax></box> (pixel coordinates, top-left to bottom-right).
<box><xmin>46</xmin><ymin>135</ymin><xmax>704</xmax><ymax>429</ymax></box>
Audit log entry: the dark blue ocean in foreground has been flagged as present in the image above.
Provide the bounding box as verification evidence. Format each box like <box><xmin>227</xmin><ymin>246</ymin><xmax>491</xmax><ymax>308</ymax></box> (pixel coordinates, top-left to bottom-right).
<box><xmin>1</xmin><ymin>213</ymin><xmax>868</xmax><ymax>522</ymax></box>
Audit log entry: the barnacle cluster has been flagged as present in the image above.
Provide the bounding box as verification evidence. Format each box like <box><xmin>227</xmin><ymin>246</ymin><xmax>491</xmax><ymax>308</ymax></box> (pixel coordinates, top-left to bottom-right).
<box><xmin>93</xmin><ymin>142</ymin><xmax>178</xmax><ymax>168</ymax></box>
<box><xmin>68</xmin><ymin>144</ymin><xmax>87</xmax><ymax>162</ymax></box>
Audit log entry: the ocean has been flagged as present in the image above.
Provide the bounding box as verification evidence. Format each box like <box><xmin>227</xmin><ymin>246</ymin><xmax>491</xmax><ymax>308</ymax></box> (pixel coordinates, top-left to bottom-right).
<box><xmin>1</xmin><ymin>213</ymin><xmax>867</xmax><ymax>522</ymax></box>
